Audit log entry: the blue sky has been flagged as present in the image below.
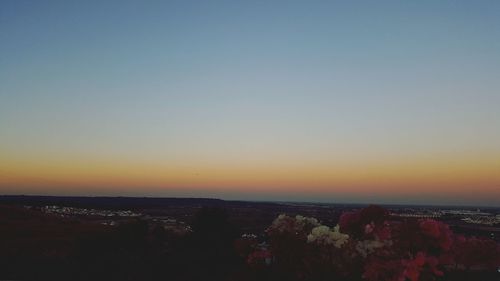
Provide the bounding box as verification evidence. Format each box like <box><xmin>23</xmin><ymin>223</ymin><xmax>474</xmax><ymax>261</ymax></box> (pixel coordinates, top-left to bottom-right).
<box><xmin>1</xmin><ymin>1</ymin><xmax>500</xmax><ymax>206</ymax></box>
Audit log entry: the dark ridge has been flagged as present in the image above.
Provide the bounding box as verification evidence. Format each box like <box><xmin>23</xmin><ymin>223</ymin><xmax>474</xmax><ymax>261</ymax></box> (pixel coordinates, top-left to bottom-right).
<box><xmin>0</xmin><ymin>195</ymin><xmax>226</xmax><ymax>210</ymax></box>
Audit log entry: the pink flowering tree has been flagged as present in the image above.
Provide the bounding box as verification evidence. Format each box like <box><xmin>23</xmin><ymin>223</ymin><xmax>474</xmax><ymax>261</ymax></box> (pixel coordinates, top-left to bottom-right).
<box><xmin>237</xmin><ymin>205</ymin><xmax>500</xmax><ymax>281</ymax></box>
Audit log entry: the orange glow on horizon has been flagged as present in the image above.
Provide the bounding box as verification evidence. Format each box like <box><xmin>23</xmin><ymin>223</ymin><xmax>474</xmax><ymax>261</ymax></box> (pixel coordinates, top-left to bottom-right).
<box><xmin>1</xmin><ymin>148</ymin><xmax>499</xmax><ymax>204</ymax></box>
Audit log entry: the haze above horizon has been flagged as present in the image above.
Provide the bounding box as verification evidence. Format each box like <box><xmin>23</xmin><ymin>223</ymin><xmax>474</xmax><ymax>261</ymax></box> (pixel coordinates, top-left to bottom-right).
<box><xmin>1</xmin><ymin>1</ymin><xmax>499</xmax><ymax>206</ymax></box>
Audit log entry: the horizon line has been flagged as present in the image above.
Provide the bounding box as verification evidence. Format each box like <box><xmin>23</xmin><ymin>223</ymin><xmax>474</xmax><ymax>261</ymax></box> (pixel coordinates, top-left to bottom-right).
<box><xmin>1</xmin><ymin>194</ymin><xmax>498</xmax><ymax>209</ymax></box>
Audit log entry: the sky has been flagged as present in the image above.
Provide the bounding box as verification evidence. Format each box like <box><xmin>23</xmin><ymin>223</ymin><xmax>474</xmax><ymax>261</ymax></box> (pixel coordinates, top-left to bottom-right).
<box><xmin>1</xmin><ymin>1</ymin><xmax>499</xmax><ymax>206</ymax></box>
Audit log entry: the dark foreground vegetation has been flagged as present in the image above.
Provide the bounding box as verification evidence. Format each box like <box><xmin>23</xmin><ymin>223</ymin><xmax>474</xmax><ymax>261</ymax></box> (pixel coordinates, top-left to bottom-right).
<box><xmin>0</xmin><ymin>196</ymin><xmax>498</xmax><ymax>281</ymax></box>
<box><xmin>0</xmin><ymin>204</ymin><xmax>243</xmax><ymax>281</ymax></box>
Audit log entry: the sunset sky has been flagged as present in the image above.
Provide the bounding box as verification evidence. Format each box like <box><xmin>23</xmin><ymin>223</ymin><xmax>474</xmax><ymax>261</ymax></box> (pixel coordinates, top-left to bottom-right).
<box><xmin>1</xmin><ymin>1</ymin><xmax>499</xmax><ymax>206</ymax></box>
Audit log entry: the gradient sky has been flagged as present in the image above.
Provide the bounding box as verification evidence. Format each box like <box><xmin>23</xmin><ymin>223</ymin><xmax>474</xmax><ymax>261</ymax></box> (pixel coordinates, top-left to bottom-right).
<box><xmin>1</xmin><ymin>1</ymin><xmax>499</xmax><ymax>206</ymax></box>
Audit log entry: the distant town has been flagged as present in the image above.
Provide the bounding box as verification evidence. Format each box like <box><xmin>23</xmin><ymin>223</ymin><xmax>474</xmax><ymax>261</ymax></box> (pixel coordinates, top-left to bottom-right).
<box><xmin>1</xmin><ymin>195</ymin><xmax>499</xmax><ymax>281</ymax></box>
<box><xmin>4</xmin><ymin>195</ymin><xmax>498</xmax><ymax>243</ymax></box>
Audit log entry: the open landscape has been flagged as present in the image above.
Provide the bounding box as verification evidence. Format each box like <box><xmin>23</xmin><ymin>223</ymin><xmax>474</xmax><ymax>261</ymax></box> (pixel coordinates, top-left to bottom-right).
<box><xmin>1</xmin><ymin>1</ymin><xmax>499</xmax><ymax>280</ymax></box>
<box><xmin>0</xmin><ymin>195</ymin><xmax>498</xmax><ymax>280</ymax></box>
